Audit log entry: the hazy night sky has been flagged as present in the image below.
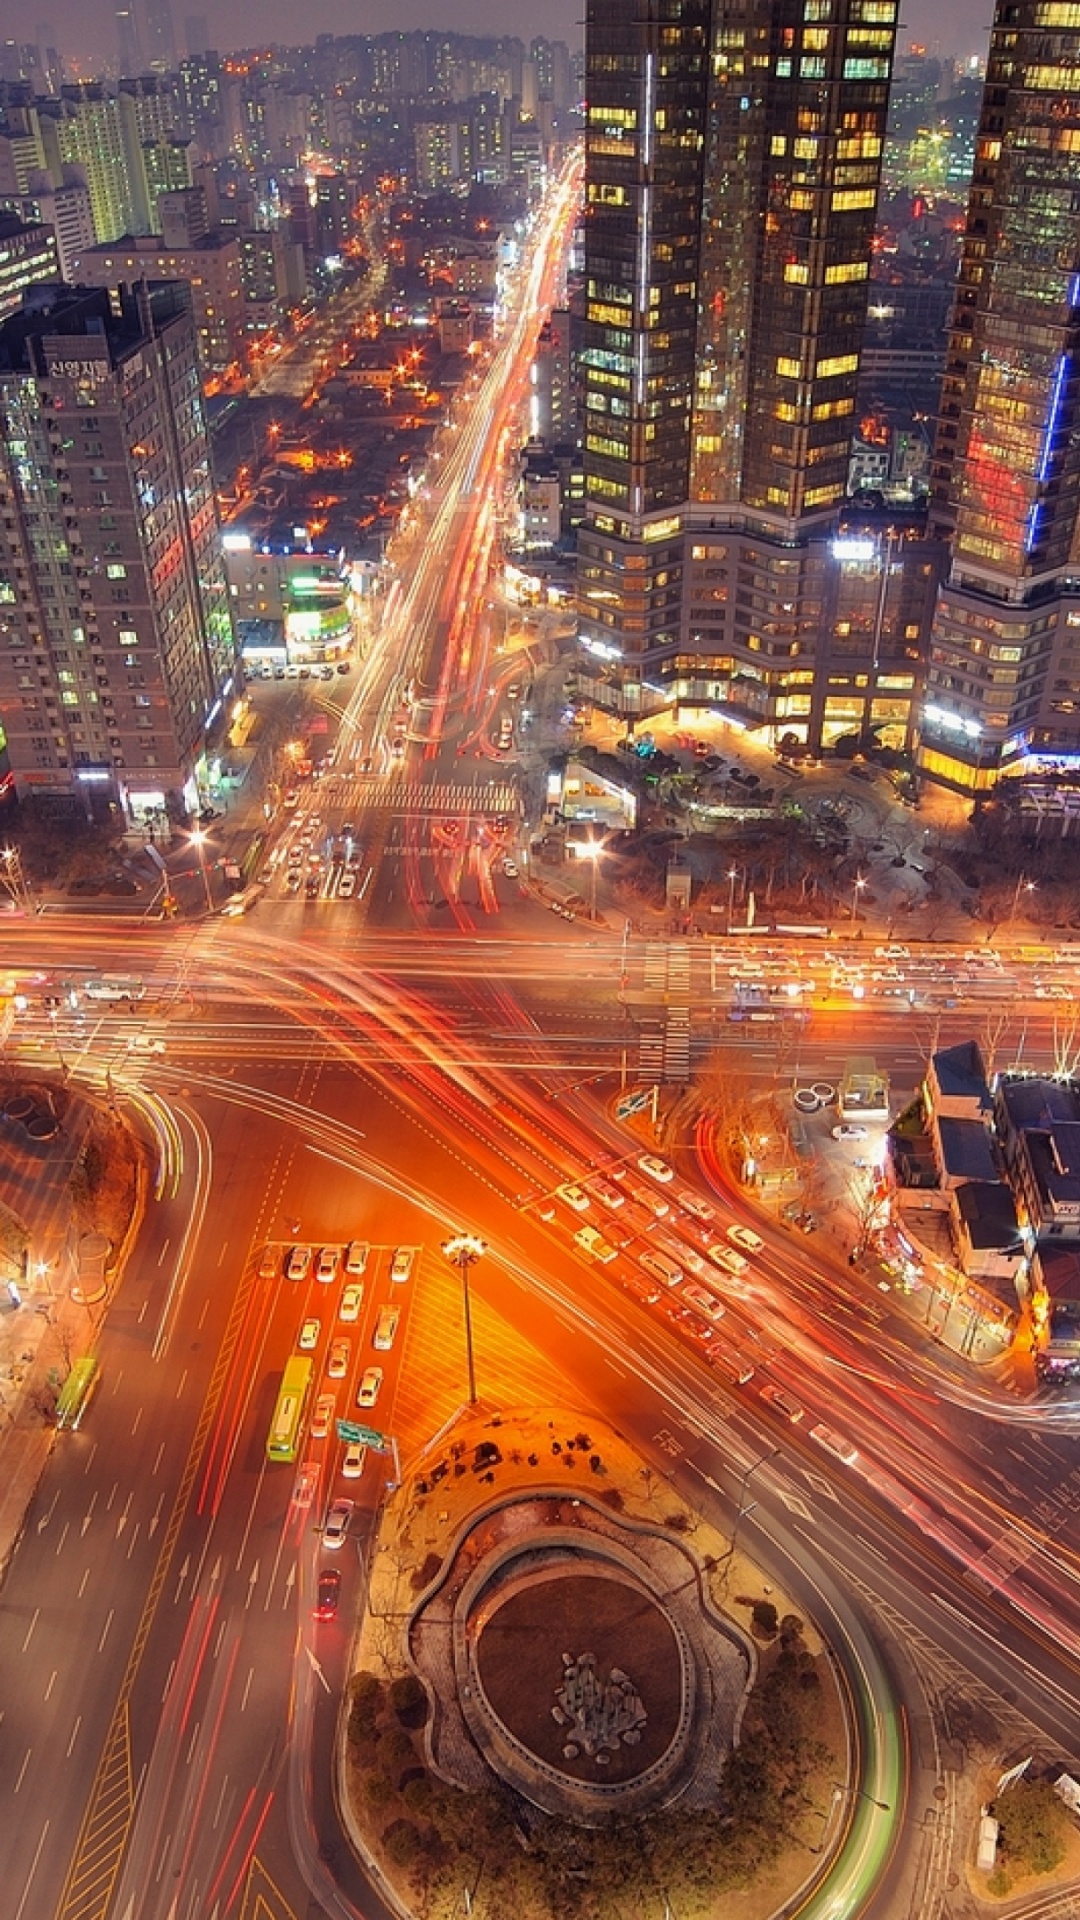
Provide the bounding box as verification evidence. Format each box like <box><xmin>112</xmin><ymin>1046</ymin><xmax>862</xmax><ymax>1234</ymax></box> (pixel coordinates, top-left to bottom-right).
<box><xmin>44</xmin><ymin>0</ymin><xmax>996</xmax><ymax>79</ymax></box>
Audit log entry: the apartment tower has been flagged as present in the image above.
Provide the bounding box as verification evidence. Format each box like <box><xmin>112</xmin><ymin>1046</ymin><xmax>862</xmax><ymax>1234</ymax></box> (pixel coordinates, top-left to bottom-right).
<box><xmin>0</xmin><ymin>283</ymin><xmax>237</xmax><ymax>822</ymax></box>
<box><xmin>922</xmin><ymin>1</ymin><xmax>1080</xmax><ymax>791</ymax></box>
<box><xmin>578</xmin><ymin>1</ymin><xmax>939</xmax><ymax>754</ymax></box>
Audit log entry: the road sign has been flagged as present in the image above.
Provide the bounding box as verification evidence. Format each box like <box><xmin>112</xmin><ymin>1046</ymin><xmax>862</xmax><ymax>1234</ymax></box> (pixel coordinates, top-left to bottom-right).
<box><xmin>336</xmin><ymin>1419</ymin><xmax>389</xmax><ymax>1451</ymax></box>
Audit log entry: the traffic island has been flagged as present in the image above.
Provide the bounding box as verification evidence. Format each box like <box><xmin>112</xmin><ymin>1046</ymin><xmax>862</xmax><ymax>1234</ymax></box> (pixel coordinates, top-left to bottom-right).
<box><xmin>340</xmin><ymin>1406</ymin><xmax>848</xmax><ymax>1919</ymax></box>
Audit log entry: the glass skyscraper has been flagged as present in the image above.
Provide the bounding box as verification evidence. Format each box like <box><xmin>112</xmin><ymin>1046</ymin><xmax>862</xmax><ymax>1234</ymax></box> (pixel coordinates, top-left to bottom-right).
<box><xmin>577</xmin><ymin>2</ymin><xmax>921</xmax><ymax>753</ymax></box>
<box><xmin>923</xmin><ymin>1</ymin><xmax>1080</xmax><ymax>791</ymax></box>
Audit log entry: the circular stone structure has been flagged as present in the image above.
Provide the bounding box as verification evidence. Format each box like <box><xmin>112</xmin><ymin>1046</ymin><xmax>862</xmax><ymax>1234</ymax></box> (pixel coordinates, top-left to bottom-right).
<box><xmin>409</xmin><ymin>1493</ymin><xmax>753</xmax><ymax>1823</ymax></box>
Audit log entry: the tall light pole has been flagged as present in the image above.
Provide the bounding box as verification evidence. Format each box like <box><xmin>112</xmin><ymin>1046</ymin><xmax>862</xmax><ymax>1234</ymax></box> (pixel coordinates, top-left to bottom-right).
<box><xmin>1009</xmin><ymin>873</ymin><xmax>1035</xmax><ymax>929</ymax></box>
<box><xmin>189</xmin><ymin>830</ymin><xmax>214</xmax><ymax>914</ymax></box>
<box><xmin>0</xmin><ymin>846</ymin><xmax>34</xmax><ymax>914</ymax></box>
<box><xmin>851</xmin><ymin>872</ymin><xmax>867</xmax><ymax>926</ymax></box>
<box><xmin>727</xmin><ymin>865</ymin><xmax>739</xmax><ymax>932</ymax></box>
<box><xmin>441</xmin><ymin>1232</ymin><xmax>485</xmax><ymax>1406</ymax></box>
<box><xmin>578</xmin><ymin>835</ymin><xmax>603</xmax><ymax>919</ymax></box>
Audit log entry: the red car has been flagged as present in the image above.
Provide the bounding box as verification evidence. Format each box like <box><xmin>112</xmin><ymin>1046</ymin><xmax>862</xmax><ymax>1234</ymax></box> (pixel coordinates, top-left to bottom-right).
<box><xmin>314</xmin><ymin>1568</ymin><xmax>341</xmax><ymax>1620</ymax></box>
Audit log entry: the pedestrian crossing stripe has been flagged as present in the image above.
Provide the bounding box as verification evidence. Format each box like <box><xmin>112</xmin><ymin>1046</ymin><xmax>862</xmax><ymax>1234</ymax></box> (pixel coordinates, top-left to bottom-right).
<box><xmin>323</xmin><ymin>777</ymin><xmax>519</xmax><ymax>817</ymax></box>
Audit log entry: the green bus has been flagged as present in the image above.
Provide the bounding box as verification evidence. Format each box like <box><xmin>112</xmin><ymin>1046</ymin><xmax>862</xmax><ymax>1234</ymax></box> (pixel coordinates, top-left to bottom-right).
<box><xmin>55</xmin><ymin>1356</ymin><xmax>100</xmax><ymax>1430</ymax></box>
<box><xmin>267</xmin><ymin>1356</ymin><xmax>313</xmax><ymax>1463</ymax></box>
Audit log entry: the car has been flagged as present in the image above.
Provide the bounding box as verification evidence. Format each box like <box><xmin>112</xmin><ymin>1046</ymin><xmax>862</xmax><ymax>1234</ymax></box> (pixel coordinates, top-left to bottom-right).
<box><xmin>357</xmin><ymin>1366</ymin><xmax>383</xmax><ymax>1409</ymax></box>
<box><xmin>637</xmin><ymin>1154</ymin><xmax>675</xmax><ymax>1184</ymax></box>
<box><xmin>658</xmin><ymin>1235</ymin><xmax>709</xmax><ymax>1278</ymax></box>
<box><xmin>390</xmin><ymin>1246</ymin><xmax>417</xmax><ymax>1284</ymax></box>
<box><xmin>295</xmin><ymin>1460</ymin><xmax>319</xmax><ymax>1508</ymax></box>
<box><xmin>337</xmin><ymin>660</ymin><xmax>351</xmax><ymax>674</ymax></box>
<box><xmin>327</xmin><ymin>1339</ymin><xmax>350</xmax><ymax>1378</ymax></box>
<box><xmin>322</xmin><ymin>1498</ymin><xmax>353</xmax><ymax>1549</ymax></box>
<box><xmin>709</xmin><ymin>1349</ymin><xmax>756</xmax><ymax>1385</ymax></box>
<box><xmin>556</xmin><ymin>1183</ymin><xmax>591</xmax><ymax>1213</ymax></box>
<box><xmin>809</xmin><ymin>1423</ymin><xmax>858</xmax><ymax>1465</ymax></box>
<box><xmin>338</xmin><ymin>872</ymin><xmax>356</xmax><ymax>898</ymax></box>
<box><xmin>310</xmin><ymin>1393</ymin><xmax>336</xmax><ymax>1440</ymax></box>
<box><xmin>342</xmin><ymin>1441</ymin><xmax>367</xmax><ymax>1479</ymax></box>
<box><xmin>677</xmin><ymin>1190</ymin><xmax>715</xmax><ymax>1224</ymax></box>
<box><xmin>682</xmin><ymin>1282</ymin><xmax>726</xmax><ymax>1322</ymax></box>
<box><xmin>627</xmin><ymin>1182</ymin><xmax>670</xmax><ymax>1219</ymax></box>
<box><xmin>374</xmin><ymin>1306</ymin><xmax>399</xmax><ymax>1351</ymax></box>
<box><xmin>345</xmin><ymin>1241</ymin><xmax>369</xmax><ymax>1276</ymax></box>
<box><xmin>639</xmin><ymin>1250</ymin><xmax>683</xmax><ymax>1288</ymax></box>
<box><xmin>503</xmin><ymin>859</ymin><xmax>519</xmax><ymax>879</ymax></box>
<box><xmin>591</xmin><ymin>1179</ymin><xmax>626</xmax><ymax>1211</ymax></box>
<box><xmin>832</xmin><ymin>1124</ymin><xmax>868</xmax><ymax>1142</ymax></box>
<box><xmin>534</xmin><ymin>1198</ymin><xmax>557</xmax><ymax>1221</ymax></box>
<box><xmin>286</xmin><ymin>1244</ymin><xmax>312</xmax><ymax>1282</ymax></box>
<box><xmin>258</xmin><ymin>1244</ymin><xmax>280</xmax><ymax>1280</ymax></box>
<box><xmin>285</xmin><ymin>870</ymin><xmax>302</xmax><ymax>894</ymax></box>
<box><xmin>760</xmin><ymin>1384</ymin><xmax>805</xmax><ymax>1424</ymax></box>
<box><xmin>574</xmin><ymin>1225</ymin><xmax>618</xmax><ymax>1264</ymax></box>
<box><xmin>316</xmin><ymin>1245</ymin><xmax>341</xmax><ymax>1283</ymax></box>
<box><xmin>727</xmin><ymin>1223</ymin><xmax>765</xmax><ymax>1255</ymax></box>
<box><xmin>340</xmin><ymin>1284</ymin><xmax>363</xmax><ymax>1322</ymax></box>
<box><xmin>304</xmin><ymin>875</ymin><xmax>321</xmax><ymax>899</ymax></box>
<box><xmin>298</xmin><ymin>1316</ymin><xmax>321</xmax><ymax>1351</ymax></box>
<box><xmin>314</xmin><ymin>1567</ymin><xmax>341</xmax><ymax>1618</ymax></box>
<box><xmin>706</xmin><ymin>1242</ymin><xmax>748</xmax><ymax>1276</ymax></box>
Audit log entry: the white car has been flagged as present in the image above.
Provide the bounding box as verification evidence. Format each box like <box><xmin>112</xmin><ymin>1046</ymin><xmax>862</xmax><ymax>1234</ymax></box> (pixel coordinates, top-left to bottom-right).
<box><xmin>503</xmin><ymin>859</ymin><xmax>519</xmax><ymax>879</ymax></box>
<box><xmin>682</xmin><ymin>1282</ymin><xmax>726</xmax><ymax>1323</ymax></box>
<box><xmin>316</xmin><ymin>1245</ymin><xmax>341</xmax><ymax>1283</ymax></box>
<box><xmin>340</xmin><ymin>1284</ymin><xmax>363</xmax><ymax>1322</ymax></box>
<box><xmin>832</xmin><ymin>1124</ymin><xmax>868</xmax><ymax>1142</ymax></box>
<box><xmin>345</xmin><ymin>1241</ymin><xmax>369</xmax><ymax>1276</ymax></box>
<box><xmin>286</xmin><ymin>1244</ymin><xmax>312</xmax><ymax>1282</ymax></box>
<box><xmin>809</xmin><ymin>1423</ymin><xmax>858</xmax><ymax>1465</ymax></box>
<box><xmin>677</xmin><ymin>1190</ymin><xmax>715</xmax><ymax>1224</ymax></box>
<box><xmin>727</xmin><ymin>1223</ymin><xmax>765</xmax><ymax>1255</ymax></box>
<box><xmin>627</xmin><ymin>1182</ymin><xmax>669</xmax><ymax>1219</ymax></box>
<box><xmin>390</xmin><ymin>1246</ymin><xmax>416</xmax><ymax>1283</ymax></box>
<box><xmin>342</xmin><ymin>1442</ymin><xmax>367</xmax><ymax>1479</ymax></box>
<box><xmin>637</xmin><ymin>1153</ymin><xmax>674</xmax><ymax>1184</ymax></box>
<box><xmin>327</xmin><ymin>1339</ymin><xmax>350</xmax><ymax>1379</ymax></box>
<box><xmin>556</xmin><ymin>1183</ymin><xmax>591</xmax><ymax>1213</ymax></box>
<box><xmin>298</xmin><ymin>1316</ymin><xmax>321</xmax><ymax>1351</ymax></box>
<box><xmin>323</xmin><ymin>1498</ymin><xmax>353</xmax><ymax>1548</ymax></box>
<box><xmin>374</xmin><ymin>1306</ymin><xmax>399</xmax><ymax>1351</ymax></box>
<box><xmin>357</xmin><ymin>1366</ymin><xmax>383</xmax><ymax>1409</ymax></box>
<box><xmin>338</xmin><ymin>872</ymin><xmax>357</xmax><ymax>899</ymax></box>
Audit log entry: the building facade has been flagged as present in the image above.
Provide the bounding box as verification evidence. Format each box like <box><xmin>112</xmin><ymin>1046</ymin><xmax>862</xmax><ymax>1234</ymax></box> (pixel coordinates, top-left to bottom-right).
<box><xmin>577</xmin><ymin>1</ymin><xmax>940</xmax><ymax>752</ymax></box>
<box><xmin>0</xmin><ymin>283</ymin><xmax>237</xmax><ymax>823</ymax></box>
<box><xmin>922</xmin><ymin>1</ymin><xmax>1080</xmax><ymax>792</ymax></box>
<box><xmin>70</xmin><ymin>228</ymin><xmax>245</xmax><ymax>371</ymax></box>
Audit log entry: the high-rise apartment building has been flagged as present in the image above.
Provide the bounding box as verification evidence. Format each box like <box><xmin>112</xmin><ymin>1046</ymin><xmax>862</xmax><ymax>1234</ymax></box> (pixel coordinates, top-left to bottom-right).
<box><xmin>115</xmin><ymin>5</ymin><xmax>143</xmax><ymax>79</ymax></box>
<box><xmin>922</xmin><ymin>2</ymin><xmax>1080</xmax><ymax>792</ymax></box>
<box><xmin>143</xmin><ymin>0</ymin><xmax>177</xmax><ymax>75</ymax></box>
<box><xmin>0</xmin><ymin>282</ymin><xmax>236</xmax><ymax>822</ymax></box>
<box><xmin>577</xmin><ymin>2</ymin><xmax>939</xmax><ymax>753</ymax></box>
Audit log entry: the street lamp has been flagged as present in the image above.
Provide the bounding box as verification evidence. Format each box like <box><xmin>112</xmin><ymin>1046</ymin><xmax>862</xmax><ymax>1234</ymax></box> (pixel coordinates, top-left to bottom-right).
<box><xmin>726</xmin><ymin>865</ymin><xmax>739</xmax><ymax>932</ymax></box>
<box><xmin>850</xmin><ymin>872</ymin><xmax>867</xmax><ymax>925</ymax></box>
<box><xmin>1009</xmin><ymin>873</ymin><xmax>1036</xmax><ymax>929</ymax></box>
<box><xmin>189</xmin><ymin>830</ymin><xmax>214</xmax><ymax>914</ymax></box>
<box><xmin>441</xmin><ymin>1232</ymin><xmax>485</xmax><ymax>1406</ymax></box>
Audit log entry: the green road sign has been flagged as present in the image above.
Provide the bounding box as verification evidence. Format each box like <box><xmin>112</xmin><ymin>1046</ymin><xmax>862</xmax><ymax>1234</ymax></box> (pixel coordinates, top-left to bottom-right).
<box><xmin>336</xmin><ymin>1419</ymin><xmax>389</xmax><ymax>1450</ymax></box>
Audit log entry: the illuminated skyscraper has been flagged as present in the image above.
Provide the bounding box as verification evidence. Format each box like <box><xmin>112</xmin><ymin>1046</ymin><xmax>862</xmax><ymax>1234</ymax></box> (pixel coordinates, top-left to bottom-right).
<box><xmin>922</xmin><ymin>2</ymin><xmax>1080</xmax><ymax>791</ymax></box>
<box><xmin>577</xmin><ymin>2</ymin><xmax>937</xmax><ymax>756</ymax></box>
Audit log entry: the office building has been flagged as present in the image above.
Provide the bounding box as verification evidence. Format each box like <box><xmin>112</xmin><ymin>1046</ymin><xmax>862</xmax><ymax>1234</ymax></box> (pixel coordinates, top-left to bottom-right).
<box><xmin>577</xmin><ymin>1</ymin><xmax>938</xmax><ymax>753</ymax></box>
<box><xmin>115</xmin><ymin>6</ymin><xmax>143</xmax><ymax>78</ymax></box>
<box><xmin>923</xmin><ymin>2</ymin><xmax>1080</xmax><ymax>792</ymax></box>
<box><xmin>70</xmin><ymin>227</ymin><xmax>244</xmax><ymax>370</ymax></box>
<box><xmin>143</xmin><ymin>0</ymin><xmax>177</xmax><ymax>75</ymax></box>
<box><xmin>0</xmin><ymin>282</ymin><xmax>236</xmax><ymax>822</ymax></box>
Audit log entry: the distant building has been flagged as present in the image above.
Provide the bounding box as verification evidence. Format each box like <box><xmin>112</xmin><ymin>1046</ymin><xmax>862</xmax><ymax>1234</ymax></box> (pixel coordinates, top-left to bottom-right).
<box><xmin>0</xmin><ymin>212</ymin><xmax>59</xmax><ymax>318</ymax></box>
<box><xmin>70</xmin><ymin>227</ymin><xmax>244</xmax><ymax>370</ymax></box>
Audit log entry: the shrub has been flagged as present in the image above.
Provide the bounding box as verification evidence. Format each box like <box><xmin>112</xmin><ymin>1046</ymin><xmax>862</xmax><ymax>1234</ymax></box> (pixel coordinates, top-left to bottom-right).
<box><xmin>752</xmin><ymin>1599</ymin><xmax>779</xmax><ymax>1638</ymax></box>
<box><xmin>390</xmin><ymin>1673</ymin><xmax>428</xmax><ymax>1726</ymax></box>
<box><xmin>384</xmin><ymin>1820</ymin><xmax>423</xmax><ymax>1866</ymax></box>
<box><xmin>364</xmin><ymin>1770</ymin><xmax>395</xmax><ymax>1807</ymax></box>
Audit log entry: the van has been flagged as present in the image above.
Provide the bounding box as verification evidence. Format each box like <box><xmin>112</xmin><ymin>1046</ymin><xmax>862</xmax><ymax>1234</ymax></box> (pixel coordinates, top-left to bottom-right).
<box><xmin>682</xmin><ymin>1282</ymin><xmax>725</xmax><ymax>1322</ymax></box>
<box><xmin>639</xmin><ymin>1250</ymin><xmax>682</xmax><ymax>1288</ymax></box>
<box><xmin>710</xmin><ymin>1349</ymin><xmax>755</xmax><ymax>1385</ymax></box>
<box><xmin>84</xmin><ymin>975</ymin><xmax>145</xmax><ymax>1002</ymax></box>
<box><xmin>809</xmin><ymin>1423</ymin><xmax>858</xmax><ymax>1465</ymax></box>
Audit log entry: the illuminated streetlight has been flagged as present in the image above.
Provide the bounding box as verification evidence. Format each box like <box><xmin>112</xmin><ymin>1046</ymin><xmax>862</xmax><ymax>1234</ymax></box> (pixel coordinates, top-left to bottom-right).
<box><xmin>727</xmin><ymin>865</ymin><xmax>739</xmax><ymax>932</ymax></box>
<box><xmin>1009</xmin><ymin>873</ymin><xmax>1036</xmax><ymax>928</ymax></box>
<box><xmin>851</xmin><ymin>873</ymin><xmax>867</xmax><ymax>925</ymax></box>
<box><xmin>441</xmin><ymin>1232</ymin><xmax>485</xmax><ymax>1406</ymax></box>
<box><xmin>577</xmin><ymin>834</ymin><xmax>604</xmax><ymax>920</ymax></box>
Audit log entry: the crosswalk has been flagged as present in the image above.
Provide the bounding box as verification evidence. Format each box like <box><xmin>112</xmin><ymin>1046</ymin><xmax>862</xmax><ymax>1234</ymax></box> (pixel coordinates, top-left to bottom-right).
<box><xmin>324</xmin><ymin>776</ymin><xmax>519</xmax><ymax>818</ymax></box>
<box><xmin>639</xmin><ymin>943</ymin><xmax>693</xmax><ymax>1084</ymax></box>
